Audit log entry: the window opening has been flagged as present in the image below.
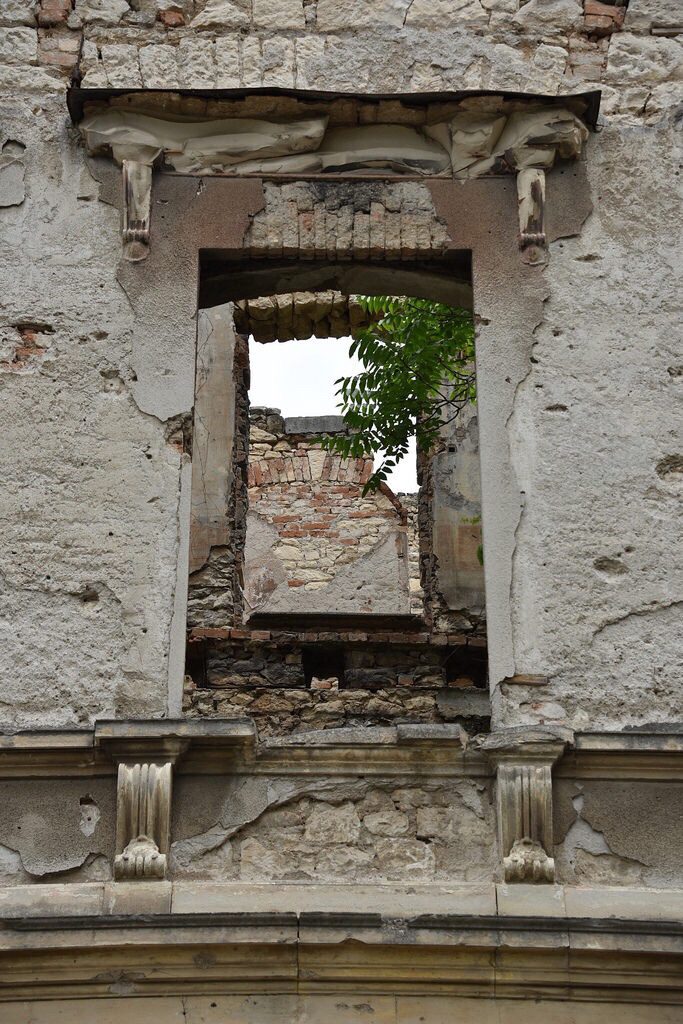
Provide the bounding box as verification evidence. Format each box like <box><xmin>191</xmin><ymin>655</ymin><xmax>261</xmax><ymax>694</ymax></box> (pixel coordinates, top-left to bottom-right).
<box><xmin>248</xmin><ymin>334</ymin><xmax>419</xmax><ymax>494</ymax></box>
<box><xmin>185</xmin><ymin>257</ymin><xmax>489</xmax><ymax>736</ymax></box>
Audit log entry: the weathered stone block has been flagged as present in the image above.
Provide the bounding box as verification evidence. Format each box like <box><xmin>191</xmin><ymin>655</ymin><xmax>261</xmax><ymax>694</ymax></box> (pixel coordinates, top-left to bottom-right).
<box><xmin>317</xmin><ymin>0</ymin><xmax>411</xmax><ymax>31</ymax></box>
<box><xmin>406</xmin><ymin>0</ymin><xmax>488</xmax><ymax>28</ymax></box>
<box><xmin>513</xmin><ymin>0</ymin><xmax>582</xmax><ymax>31</ymax></box>
<box><xmin>374</xmin><ymin>837</ymin><xmax>436</xmax><ymax>878</ymax></box>
<box><xmin>0</xmin><ymin>26</ymin><xmax>37</xmax><ymax>63</ymax></box>
<box><xmin>304</xmin><ymin>801</ymin><xmax>362</xmax><ymax>844</ymax></box>
<box><xmin>191</xmin><ymin>0</ymin><xmax>251</xmax><ymax>29</ymax></box>
<box><xmin>253</xmin><ymin>0</ymin><xmax>304</xmax><ymax>29</ymax></box>
<box><xmin>100</xmin><ymin>43</ymin><xmax>143</xmax><ymax>87</ymax></box>
<box><xmin>605</xmin><ymin>33</ymin><xmax>682</xmax><ymax>86</ymax></box>
<box><xmin>139</xmin><ymin>44</ymin><xmax>180</xmax><ymax>88</ymax></box>
<box><xmin>77</xmin><ymin>0</ymin><xmax>130</xmax><ymax>24</ymax></box>
<box><xmin>363</xmin><ymin>807</ymin><xmax>411</xmax><ymax>836</ymax></box>
<box><xmin>0</xmin><ymin>0</ymin><xmax>36</xmax><ymax>26</ymax></box>
<box><xmin>178</xmin><ymin>38</ymin><xmax>217</xmax><ymax>88</ymax></box>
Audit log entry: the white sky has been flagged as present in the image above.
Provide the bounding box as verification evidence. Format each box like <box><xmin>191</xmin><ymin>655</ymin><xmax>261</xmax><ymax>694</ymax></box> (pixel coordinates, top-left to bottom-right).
<box><xmin>249</xmin><ymin>335</ymin><xmax>418</xmax><ymax>493</ymax></box>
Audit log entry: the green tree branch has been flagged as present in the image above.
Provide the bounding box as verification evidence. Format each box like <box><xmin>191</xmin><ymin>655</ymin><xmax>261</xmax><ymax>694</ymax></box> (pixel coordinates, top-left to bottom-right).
<box><xmin>321</xmin><ymin>296</ymin><xmax>476</xmax><ymax>493</ymax></box>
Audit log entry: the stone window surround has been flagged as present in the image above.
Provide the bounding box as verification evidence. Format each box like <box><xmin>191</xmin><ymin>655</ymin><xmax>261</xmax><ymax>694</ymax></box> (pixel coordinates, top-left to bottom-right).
<box><xmin>75</xmin><ymin>87</ymin><xmax>595</xmax><ymax>731</ymax></box>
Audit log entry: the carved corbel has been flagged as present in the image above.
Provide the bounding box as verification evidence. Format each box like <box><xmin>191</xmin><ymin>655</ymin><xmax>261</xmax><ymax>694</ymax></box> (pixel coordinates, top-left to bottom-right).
<box><xmin>114</xmin><ymin>761</ymin><xmax>172</xmax><ymax>879</ymax></box>
<box><xmin>517</xmin><ymin>167</ymin><xmax>547</xmax><ymax>266</ymax></box>
<box><xmin>122</xmin><ymin>159</ymin><xmax>152</xmax><ymax>263</ymax></box>
<box><xmin>484</xmin><ymin>729</ymin><xmax>569</xmax><ymax>883</ymax></box>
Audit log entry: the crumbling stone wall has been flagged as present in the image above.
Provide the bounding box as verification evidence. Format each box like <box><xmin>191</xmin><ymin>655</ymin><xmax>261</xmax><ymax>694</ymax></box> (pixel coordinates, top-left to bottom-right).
<box><xmin>245</xmin><ymin>408</ymin><xmax>414</xmax><ymax>617</ymax></box>
<box><xmin>171</xmin><ymin>778</ymin><xmax>497</xmax><ymax>883</ymax></box>
<box><xmin>245</xmin><ymin>180</ymin><xmax>450</xmax><ymax>262</ymax></box>
<box><xmin>184</xmin><ymin>627</ymin><xmax>490</xmax><ymax>735</ymax></box>
<box><xmin>398</xmin><ymin>492</ymin><xmax>426</xmax><ymax>616</ymax></box>
<box><xmin>0</xmin><ymin>0</ymin><xmax>679</xmax><ymax>735</ymax></box>
<box><xmin>187</xmin><ymin>330</ymin><xmax>249</xmax><ymax>629</ymax></box>
<box><xmin>418</xmin><ymin>401</ymin><xmax>486</xmax><ymax>635</ymax></box>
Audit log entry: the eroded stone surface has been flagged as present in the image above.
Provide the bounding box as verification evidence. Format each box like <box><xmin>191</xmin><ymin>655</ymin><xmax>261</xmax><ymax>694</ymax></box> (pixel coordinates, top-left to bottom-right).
<box><xmin>171</xmin><ymin>775</ymin><xmax>496</xmax><ymax>882</ymax></box>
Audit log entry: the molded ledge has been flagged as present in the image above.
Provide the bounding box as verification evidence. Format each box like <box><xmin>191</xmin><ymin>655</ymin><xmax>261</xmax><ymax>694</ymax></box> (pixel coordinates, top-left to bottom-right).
<box><xmin>0</xmin><ymin>724</ymin><xmax>681</xmax><ymax>778</ymax></box>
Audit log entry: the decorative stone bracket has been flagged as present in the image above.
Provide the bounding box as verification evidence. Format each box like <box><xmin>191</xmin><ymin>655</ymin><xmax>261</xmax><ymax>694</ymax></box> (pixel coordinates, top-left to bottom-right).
<box><xmin>114</xmin><ymin>760</ymin><xmax>172</xmax><ymax>879</ymax></box>
<box><xmin>517</xmin><ymin>167</ymin><xmax>547</xmax><ymax>266</ymax></box>
<box><xmin>483</xmin><ymin>728</ymin><xmax>570</xmax><ymax>883</ymax></box>
<box><xmin>121</xmin><ymin>159</ymin><xmax>152</xmax><ymax>263</ymax></box>
<box><xmin>93</xmin><ymin>720</ymin><xmax>255</xmax><ymax>881</ymax></box>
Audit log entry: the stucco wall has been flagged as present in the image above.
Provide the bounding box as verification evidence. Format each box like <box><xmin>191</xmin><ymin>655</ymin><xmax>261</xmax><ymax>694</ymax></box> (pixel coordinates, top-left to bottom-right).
<box><xmin>0</xmin><ymin>0</ymin><xmax>680</xmax><ymax>731</ymax></box>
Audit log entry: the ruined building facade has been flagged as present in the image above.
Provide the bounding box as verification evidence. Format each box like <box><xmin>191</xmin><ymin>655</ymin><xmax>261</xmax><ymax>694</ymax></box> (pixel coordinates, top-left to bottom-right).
<box><xmin>0</xmin><ymin>0</ymin><xmax>681</xmax><ymax>1020</ymax></box>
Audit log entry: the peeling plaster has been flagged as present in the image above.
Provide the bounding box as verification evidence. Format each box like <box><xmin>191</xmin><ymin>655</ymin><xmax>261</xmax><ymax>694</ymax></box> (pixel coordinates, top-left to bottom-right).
<box><xmin>0</xmin><ymin>780</ymin><xmax>115</xmax><ymax>878</ymax></box>
<box><xmin>171</xmin><ymin>774</ymin><xmax>495</xmax><ymax>881</ymax></box>
<box><xmin>555</xmin><ymin>790</ymin><xmax>646</xmax><ymax>885</ymax></box>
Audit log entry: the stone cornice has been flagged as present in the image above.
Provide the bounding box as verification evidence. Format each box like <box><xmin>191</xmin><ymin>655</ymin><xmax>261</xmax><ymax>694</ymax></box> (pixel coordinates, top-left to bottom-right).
<box><xmin>557</xmin><ymin>730</ymin><xmax>683</xmax><ymax>780</ymax></box>
<box><xmin>0</xmin><ymin>882</ymin><xmax>681</xmax><ymax>1003</ymax></box>
<box><xmin>0</xmin><ymin>723</ymin><xmax>681</xmax><ymax>780</ymax></box>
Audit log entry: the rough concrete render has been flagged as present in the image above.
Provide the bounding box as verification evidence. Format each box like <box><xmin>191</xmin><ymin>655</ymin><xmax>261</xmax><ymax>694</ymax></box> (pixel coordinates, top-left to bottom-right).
<box><xmin>0</xmin><ymin>0</ymin><xmax>681</xmax><ymax>1018</ymax></box>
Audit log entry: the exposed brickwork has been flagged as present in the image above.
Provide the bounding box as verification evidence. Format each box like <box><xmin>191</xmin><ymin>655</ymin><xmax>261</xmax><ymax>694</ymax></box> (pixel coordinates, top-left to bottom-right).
<box><xmin>37</xmin><ymin>0</ymin><xmax>72</xmax><ymax>29</ymax></box>
<box><xmin>584</xmin><ymin>0</ymin><xmax>626</xmax><ymax>38</ymax></box>
<box><xmin>247</xmin><ymin>183</ymin><xmax>449</xmax><ymax>261</ymax></box>
<box><xmin>37</xmin><ymin>26</ymin><xmax>80</xmax><ymax>69</ymax></box>
<box><xmin>245</xmin><ymin>408</ymin><xmax>415</xmax><ymax>613</ymax></box>
<box><xmin>0</xmin><ymin>324</ymin><xmax>52</xmax><ymax>373</ymax></box>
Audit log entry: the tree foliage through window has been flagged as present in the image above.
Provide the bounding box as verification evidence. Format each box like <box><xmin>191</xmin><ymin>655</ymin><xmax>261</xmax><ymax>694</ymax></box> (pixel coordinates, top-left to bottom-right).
<box><xmin>321</xmin><ymin>296</ymin><xmax>476</xmax><ymax>493</ymax></box>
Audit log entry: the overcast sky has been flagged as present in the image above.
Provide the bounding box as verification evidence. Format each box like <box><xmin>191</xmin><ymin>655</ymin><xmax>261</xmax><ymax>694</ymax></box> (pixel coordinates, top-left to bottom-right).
<box><xmin>249</xmin><ymin>335</ymin><xmax>418</xmax><ymax>493</ymax></box>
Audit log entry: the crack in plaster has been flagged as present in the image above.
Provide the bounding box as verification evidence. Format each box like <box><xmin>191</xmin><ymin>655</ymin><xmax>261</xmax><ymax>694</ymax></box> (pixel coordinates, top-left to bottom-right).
<box><xmin>402</xmin><ymin>0</ymin><xmax>416</xmax><ymax>27</ymax></box>
<box><xmin>592</xmin><ymin>598</ymin><xmax>683</xmax><ymax>640</ymax></box>
<box><xmin>503</xmin><ymin>287</ymin><xmax>550</xmax><ymax>685</ymax></box>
